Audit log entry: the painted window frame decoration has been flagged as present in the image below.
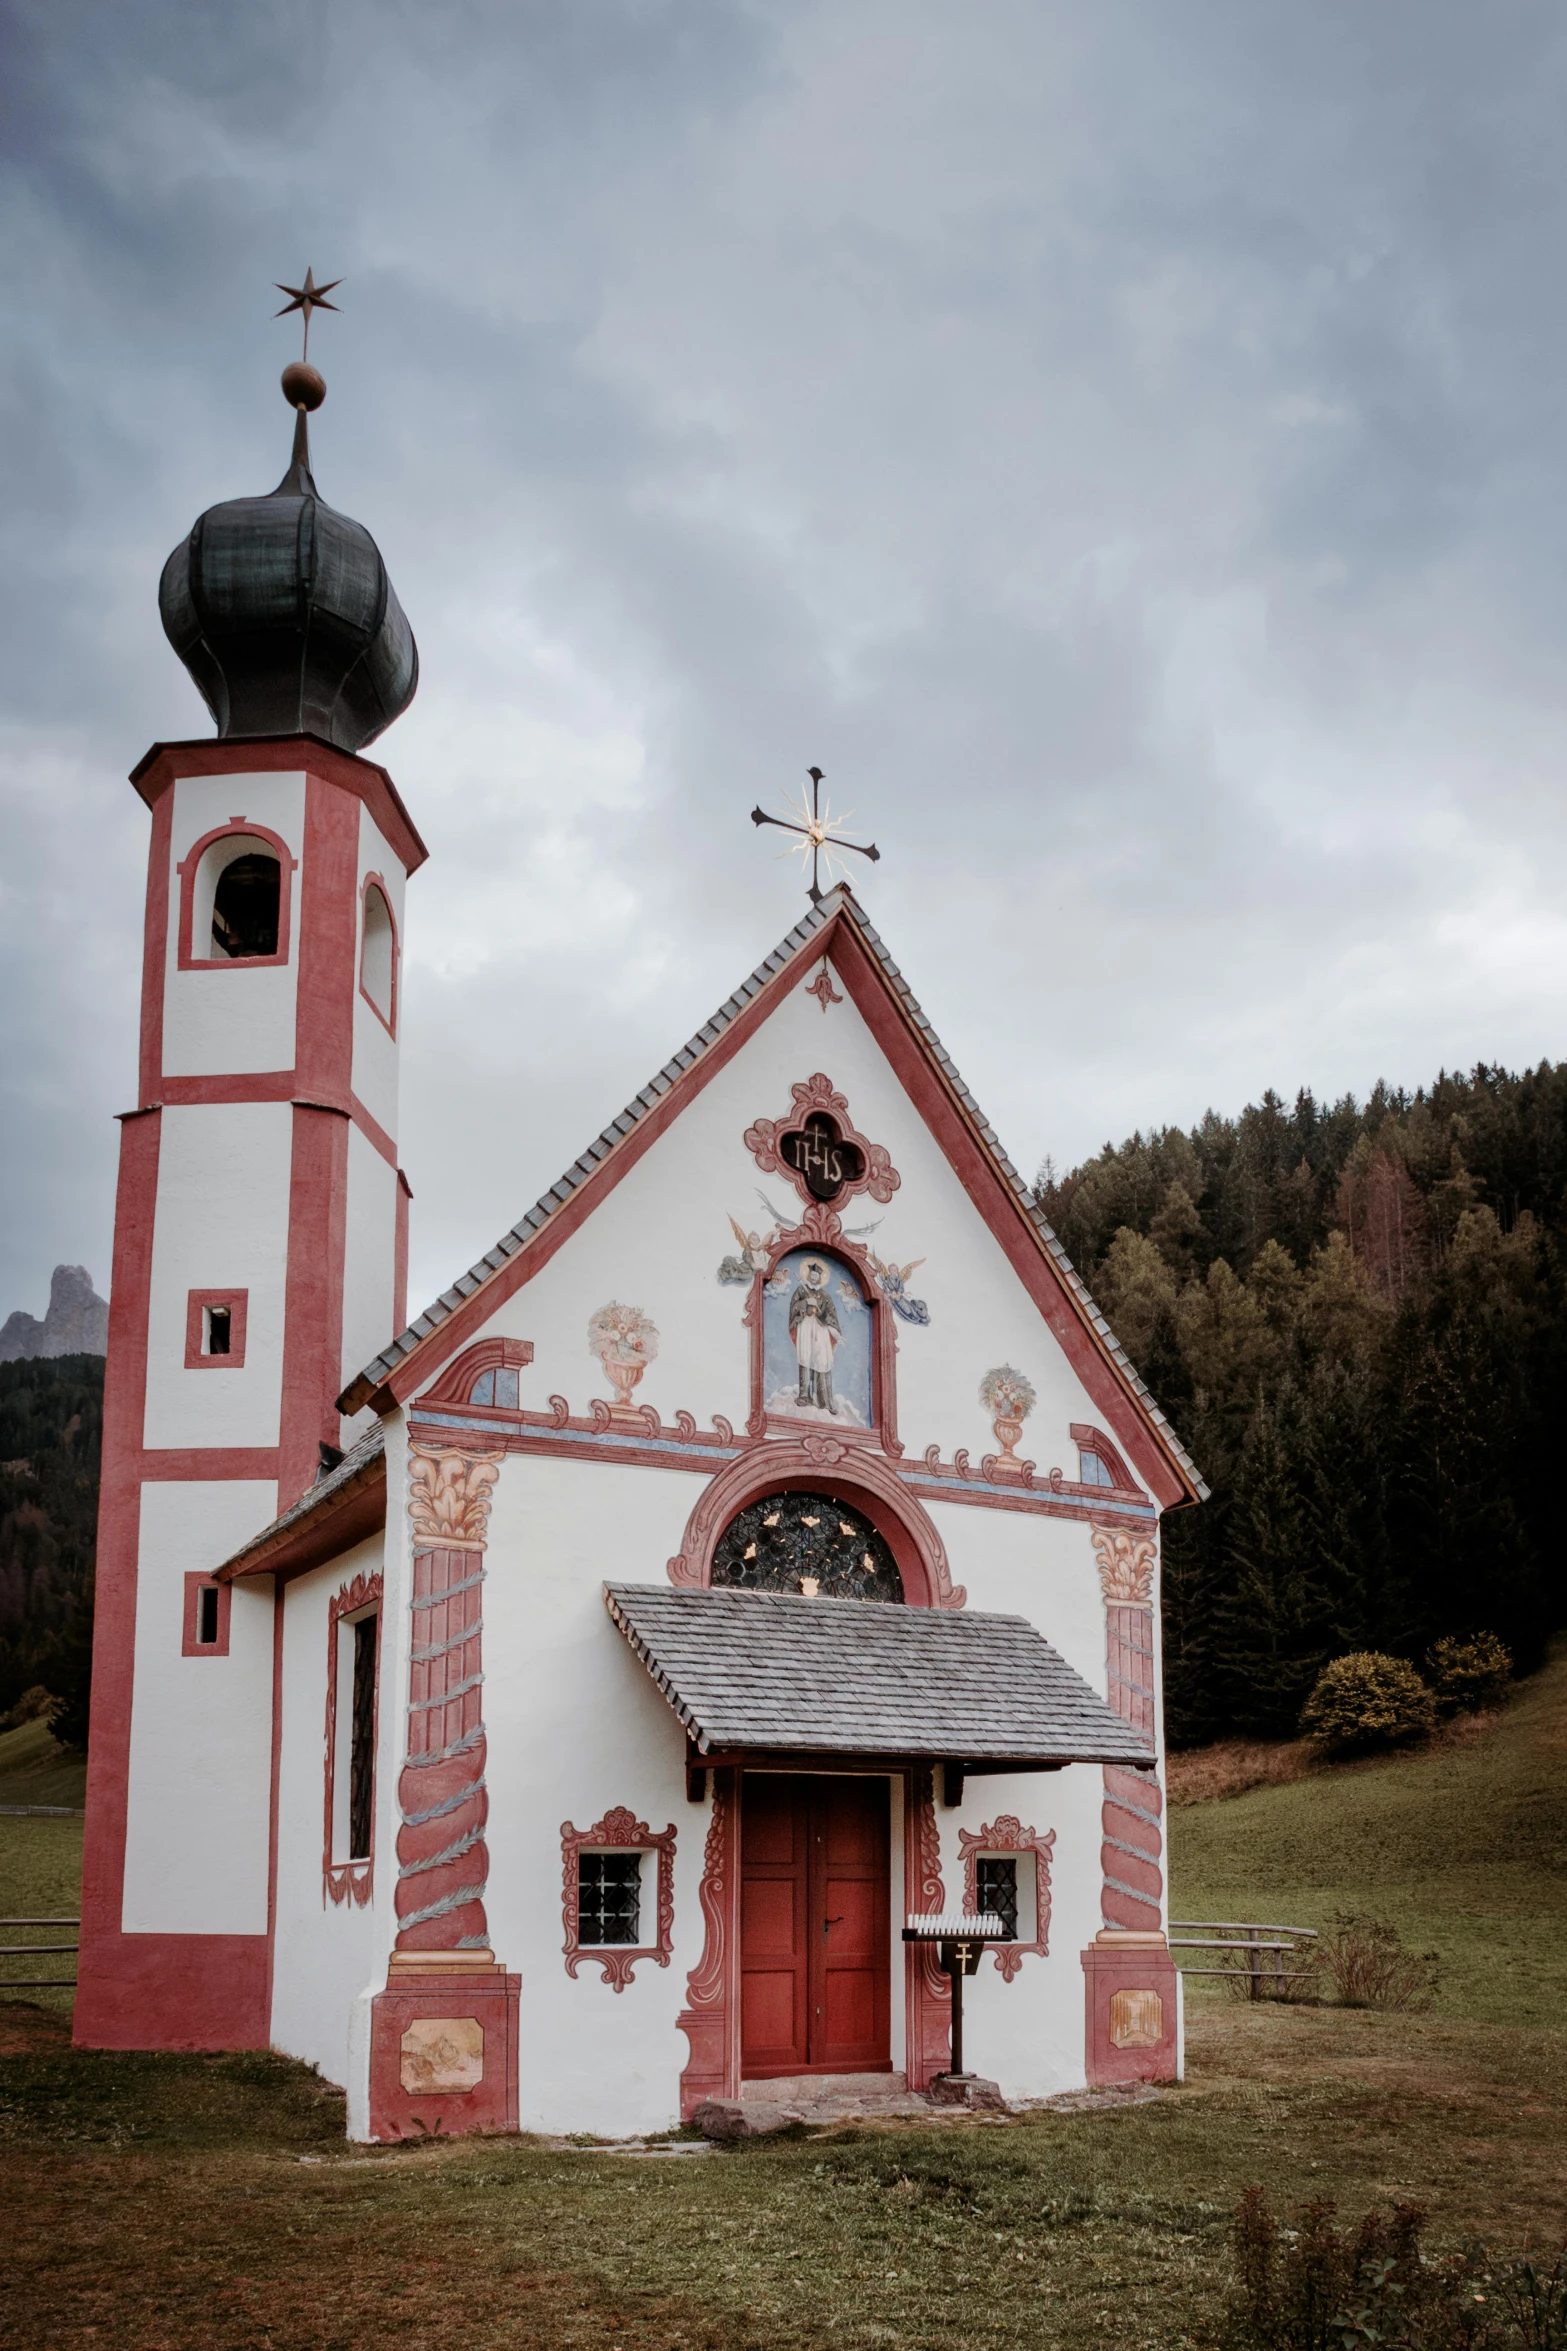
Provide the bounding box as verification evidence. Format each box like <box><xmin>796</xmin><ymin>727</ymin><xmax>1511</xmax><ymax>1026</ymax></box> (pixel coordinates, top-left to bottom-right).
<box><xmin>560</xmin><ymin>1806</ymin><xmax>677</xmax><ymax>1992</ymax></box>
<box><xmin>175</xmin><ymin>819</ymin><xmax>297</xmax><ymax>971</ymax></box>
<box><xmin>324</xmin><ymin>1571</ymin><xmax>383</xmax><ymax>1907</ymax></box>
<box><xmin>415</xmin><ymin>1338</ymin><xmax>535</xmax><ymax>1421</ymax></box>
<box><xmin>958</xmin><ymin>1815</ymin><xmax>1056</xmax><ymax>1980</ymax></box>
<box><xmin>182</xmin><ymin>1572</ymin><xmax>231</xmax><ymax>1657</ymax></box>
<box><xmin>1069</xmin><ymin>1423</ymin><xmax>1142</xmax><ymax>1499</ymax></box>
<box><xmin>358</xmin><ymin>872</ymin><xmax>399</xmax><ymax>1036</ymax></box>
<box><xmin>184</xmin><ymin>1288</ymin><xmax>249</xmax><ymax>1371</ymax></box>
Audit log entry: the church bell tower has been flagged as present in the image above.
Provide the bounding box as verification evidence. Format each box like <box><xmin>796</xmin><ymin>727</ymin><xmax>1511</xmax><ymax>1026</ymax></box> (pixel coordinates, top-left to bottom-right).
<box><xmin>76</xmin><ymin>284</ymin><xmax>427</xmax><ymax>2049</ymax></box>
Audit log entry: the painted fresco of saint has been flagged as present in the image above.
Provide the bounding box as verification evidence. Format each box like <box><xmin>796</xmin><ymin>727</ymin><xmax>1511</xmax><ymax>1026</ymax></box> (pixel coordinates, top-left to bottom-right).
<box><xmin>788</xmin><ymin>1257</ymin><xmax>842</xmax><ymax>1413</ymax></box>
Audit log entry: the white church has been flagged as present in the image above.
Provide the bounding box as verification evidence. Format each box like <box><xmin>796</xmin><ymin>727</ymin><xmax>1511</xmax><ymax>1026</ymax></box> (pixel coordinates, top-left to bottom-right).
<box><xmin>75</xmin><ymin>319</ymin><xmax>1205</xmax><ymax>2140</ymax></box>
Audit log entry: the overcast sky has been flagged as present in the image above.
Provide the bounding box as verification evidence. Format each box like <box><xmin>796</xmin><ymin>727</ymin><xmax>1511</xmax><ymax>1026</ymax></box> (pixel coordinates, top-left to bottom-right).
<box><xmin>3</xmin><ymin>0</ymin><xmax>1566</xmax><ymax>1326</ymax></box>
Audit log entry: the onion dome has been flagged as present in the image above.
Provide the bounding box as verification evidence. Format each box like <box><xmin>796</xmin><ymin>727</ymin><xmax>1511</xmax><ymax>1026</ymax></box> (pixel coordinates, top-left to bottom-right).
<box><xmin>159</xmin><ymin>362</ymin><xmax>417</xmax><ymax>753</ymax></box>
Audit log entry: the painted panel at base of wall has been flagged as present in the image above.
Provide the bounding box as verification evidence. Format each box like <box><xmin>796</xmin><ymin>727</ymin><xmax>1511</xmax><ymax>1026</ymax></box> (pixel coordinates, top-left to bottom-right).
<box><xmin>121</xmin><ymin>1480</ymin><xmax>278</xmax><ymax>1935</ymax></box>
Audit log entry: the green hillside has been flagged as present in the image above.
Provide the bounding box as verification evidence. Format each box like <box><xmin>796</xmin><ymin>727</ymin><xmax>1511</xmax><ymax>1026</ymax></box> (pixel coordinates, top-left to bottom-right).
<box><xmin>1169</xmin><ymin>1642</ymin><xmax>1567</xmax><ymax>2029</ymax></box>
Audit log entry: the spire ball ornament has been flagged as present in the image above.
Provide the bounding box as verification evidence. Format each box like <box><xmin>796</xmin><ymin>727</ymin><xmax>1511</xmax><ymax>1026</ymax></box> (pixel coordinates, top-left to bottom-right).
<box><xmin>280</xmin><ymin>360</ymin><xmax>326</xmax><ymax>411</ymax></box>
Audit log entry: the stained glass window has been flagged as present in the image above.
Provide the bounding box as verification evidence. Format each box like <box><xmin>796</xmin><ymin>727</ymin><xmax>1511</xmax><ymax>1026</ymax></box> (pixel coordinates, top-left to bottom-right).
<box><xmin>710</xmin><ymin>1490</ymin><xmax>904</xmax><ymax>1602</ymax></box>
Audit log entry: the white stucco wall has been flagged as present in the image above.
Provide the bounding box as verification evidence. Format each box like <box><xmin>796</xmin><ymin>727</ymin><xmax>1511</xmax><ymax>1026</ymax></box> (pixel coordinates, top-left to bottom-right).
<box><xmin>270</xmin><ymin>1533</ymin><xmax>393</xmax><ymax>2090</ymax></box>
<box><xmin>161</xmin><ymin>770</ymin><xmax>304</xmax><ymax>1079</ymax></box>
<box><xmin>142</xmin><ymin>1101</ymin><xmax>293</xmax><ymax>1452</ymax></box>
<box><xmin>121</xmin><ymin>1478</ymin><xmax>278</xmax><ymax>1935</ymax></box>
<box><xmin>339</xmin><ymin>1124</ymin><xmax>399</xmax><ymax>1397</ymax></box>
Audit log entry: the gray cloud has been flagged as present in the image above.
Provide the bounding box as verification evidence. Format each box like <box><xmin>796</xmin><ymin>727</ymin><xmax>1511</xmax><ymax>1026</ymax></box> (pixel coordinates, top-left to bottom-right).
<box><xmin>3</xmin><ymin>0</ymin><xmax>1566</xmax><ymax>1317</ymax></box>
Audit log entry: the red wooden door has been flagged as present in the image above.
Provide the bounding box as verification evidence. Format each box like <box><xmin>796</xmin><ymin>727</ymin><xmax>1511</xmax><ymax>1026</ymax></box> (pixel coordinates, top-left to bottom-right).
<box><xmin>741</xmin><ymin>1774</ymin><xmax>891</xmax><ymax>2078</ymax></box>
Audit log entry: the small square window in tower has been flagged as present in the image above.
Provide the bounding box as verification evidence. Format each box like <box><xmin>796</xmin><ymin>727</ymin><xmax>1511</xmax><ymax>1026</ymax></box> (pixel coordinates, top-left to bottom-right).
<box><xmin>205</xmin><ymin>1304</ymin><xmax>231</xmax><ymax>1356</ymax></box>
<box><xmin>976</xmin><ymin>1856</ymin><xmax>1019</xmax><ymax>1941</ymax></box>
<box><xmin>577</xmin><ymin>1852</ymin><xmax>641</xmax><ymax>1946</ymax></box>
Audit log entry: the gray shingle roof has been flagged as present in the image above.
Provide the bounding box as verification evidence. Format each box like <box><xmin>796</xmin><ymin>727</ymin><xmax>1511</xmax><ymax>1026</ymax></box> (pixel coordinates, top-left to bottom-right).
<box><xmin>604</xmin><ymin>1582</ymin><xmax>1155</xmax><ymax>1765</ymax></box>
<box><xmin>215</xmin><ymin>1422</ymin><xmax>385</xmax><ymax>1579</ymax></box>
<box><xmin>339</xmin><ymin>886</ymin><xmax>1204</xmax><ymax>1502</ymax></box>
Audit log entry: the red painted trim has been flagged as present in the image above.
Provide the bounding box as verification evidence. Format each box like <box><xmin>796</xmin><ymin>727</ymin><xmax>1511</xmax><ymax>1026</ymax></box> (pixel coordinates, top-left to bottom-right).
<box><xmin>138</xmin><ymin>792</ymin><xmax>173</xmax><ymax>1106</ymax></box>
<box><xmin>175</xmin><ymin>820</ymin><xmax>296</xmax><ymax>971</ymax></box>
<box><xmin>904</xmin><ymin>1766</ymin><xmax>951</xmax><ymax>2090</ymax></box>
<box><xmin>324</xmin><ymin>1572</ymin><xmax>382</xmax><ymax>1907</ymax></box>
<box><xmin>666</xmin><ymin>1440</ymin><xmax>964</xmax><ymax>1609</ymax></box>
<box><xmin>295</xmin><ymin>773</ymin><xmax>360</xmax><ymax>1103</ymax></box>
<box><xmin>184</xmin><ymin>1287</ymin><xmax>249</xmax><ymax>1370</ymax></box>
<box><xmin>139</xmin><ymin>1447</ymin><xmax>280</xmax><ymax>1481</ymax></box>
<box><xmin>344</xmin><ymin>1093</ymin><xmax>397</xmax><ymax>1169</ymax></box>
<box><xmin>419</xmin><ymin>1339</ymin><xmax>536</xmax><ymax>1412</ymax></box>
<box><xmin>158</xmin><ymin>1071</ymin><xmax>296</xmax><ymax>1105</ymax></box>
<box><xmin>130</xmin><ymin>735</ymin><xmax>428</xmax><ymax>878</ymax></box>
<box><xmin>279</xmin><ymin>1103</ymin><xmax>351</xmax><ymax>1507</ymax></box>
<box><xmin>77</xmin><ymin>1106</ymin><xmax>159</xmax><ymax>2044</ymax></box>
<box><xmin>367</xmin><ymin>1962</ymin><xmax>521</xmax><ymax>2141</ymax></box>
<box><xmin>560</xmin><ymin>1806</ymin><xmax>677</xmax><ymax>1991</ymax></box>
<box><xmin>181</xmin><ymin>1572</ymin><xmax>232</xmax><ymax>1656</ymax></box>
<box><xmin>394</xmin><ymin>1170</ymin><xmax>411</xmax><ymax>1335</ymax></box>
<box><xmin>1082</xmin><ymin>1938</ymin><xmax>1179</xmax><ymax>2084</ymax></box>
<box><xmin>678</xmin><ymin>1767</ymin><xmax>739</xmax><ymax>2116</ymax></box>
<box><xmin>358</xmin><ymin>872</ymin><xmax>399</xmax><ymax>1037</ymax></box>
<box><xmin>958</xmin><ymin>1815</ymin><xmax>1056</xmax><ymax>1980</ymax></box>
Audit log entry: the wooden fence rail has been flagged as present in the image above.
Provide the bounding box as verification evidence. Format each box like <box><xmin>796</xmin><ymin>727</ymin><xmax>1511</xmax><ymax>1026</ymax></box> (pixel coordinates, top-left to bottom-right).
<box><xmin>1168</xmin><ymin>1918</ymin><xmax>1318</xmax><ymax>2000</ymax></box>
<box><xmin>0</xmin><ymin>1917</ymin><xmax>80</xmax><ymax>1993</ymax></box>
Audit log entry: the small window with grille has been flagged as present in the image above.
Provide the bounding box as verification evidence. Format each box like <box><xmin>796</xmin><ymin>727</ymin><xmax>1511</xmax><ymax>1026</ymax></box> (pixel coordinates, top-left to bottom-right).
<box><xmin>976</xmin><ymin>1856</ymin><xmax>1019</xmax><ymax>1941</ymax></box>
<box><xmin>577</xmin><ymin>1851</ymin><xmax>642</xmax><ymax>1946</ymax></box>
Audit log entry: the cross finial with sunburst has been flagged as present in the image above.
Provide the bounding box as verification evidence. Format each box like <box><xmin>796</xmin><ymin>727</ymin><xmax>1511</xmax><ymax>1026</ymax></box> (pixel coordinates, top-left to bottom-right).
<box><xmin>750</xmin><ymin>767</ymin><xmax>880</xmax><ymax>905</ymax></box>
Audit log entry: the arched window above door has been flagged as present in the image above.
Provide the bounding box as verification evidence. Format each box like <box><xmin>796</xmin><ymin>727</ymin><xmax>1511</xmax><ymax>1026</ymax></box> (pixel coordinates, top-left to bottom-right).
<box><xmin>710</xmin><ymin>1489</ymin><xmax>904</xmax><ymax>1603</ymax></box>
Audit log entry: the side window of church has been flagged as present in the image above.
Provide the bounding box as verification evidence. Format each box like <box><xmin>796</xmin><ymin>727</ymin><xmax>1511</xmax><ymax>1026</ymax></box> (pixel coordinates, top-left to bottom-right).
<box><xmin>348</xmin><ymin>1616</ymin><xmax>378</xmax><ymax>1862</ymax></box>
<box><xmin>977</xmin><ymin>1857</ymin><xmax>1019</xmax><ymax>1940</ymax></box>
<box><xmin>578</xmin><ymin>1852</ymin><xmax>641</xmax><ymax>1946</ymax></box>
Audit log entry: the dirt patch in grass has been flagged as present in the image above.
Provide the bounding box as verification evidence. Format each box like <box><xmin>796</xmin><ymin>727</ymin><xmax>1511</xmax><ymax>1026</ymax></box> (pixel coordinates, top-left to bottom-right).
<box><xmin>4</xmin><ymin>1999</ymin><xmax>1564</xmax><ymax>2350</ymax></box>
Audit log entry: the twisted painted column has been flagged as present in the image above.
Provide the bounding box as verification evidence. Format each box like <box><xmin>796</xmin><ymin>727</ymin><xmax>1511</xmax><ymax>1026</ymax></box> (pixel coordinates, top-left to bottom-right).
<box><xmin>396</xmin><ymin>1447</ymin><xmax>503</xmax><ymax>1953</ymax></box>
<box><xmin>1091</xmin><ymin>1526</ymin><xmax>1163</xmax><ymax>1932</ymax></box>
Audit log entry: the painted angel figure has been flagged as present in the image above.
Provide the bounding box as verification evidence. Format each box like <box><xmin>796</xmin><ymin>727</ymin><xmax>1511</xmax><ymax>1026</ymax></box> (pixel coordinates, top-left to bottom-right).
<box><xmin>717</xmin><ymin>1213</ymin><xmax>778</xmax><ymax>1287</ymax></box>
<box><xmin>866</xmin><ymin>1249</ymin><xmax>930</xmax><ymax>1325</ymax></box>
<box><xmin>789</xmin><ymin>1257</ymin><xmax>842</xmax><ymax>1412</ymax></box>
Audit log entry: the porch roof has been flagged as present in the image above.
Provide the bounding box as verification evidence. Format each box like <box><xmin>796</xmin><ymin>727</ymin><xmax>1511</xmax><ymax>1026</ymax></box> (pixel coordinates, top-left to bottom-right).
<box><xmin>603</xmin><ymin>1583</ymin><xmax>1153</xmax><ymax>1768</ymax></box>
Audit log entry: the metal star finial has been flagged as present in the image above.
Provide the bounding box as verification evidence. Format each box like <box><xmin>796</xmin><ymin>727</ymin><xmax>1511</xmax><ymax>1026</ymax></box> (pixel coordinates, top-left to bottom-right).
<box><xmin>274</xmin><ymin>267</ymin><xmax>342</xmax><ymax>360</ymax></box>
<box><xmin>751</xmin><ymin>767</ymin><xmax>880</xmax><ymax>905</ymax></box>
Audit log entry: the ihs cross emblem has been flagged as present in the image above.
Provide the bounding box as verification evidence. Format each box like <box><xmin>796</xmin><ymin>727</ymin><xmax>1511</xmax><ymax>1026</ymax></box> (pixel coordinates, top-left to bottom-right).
<box><xmin>751</xmin><ymin>767</ymin><xmax>880</xmax><ymax>905</ymax></box>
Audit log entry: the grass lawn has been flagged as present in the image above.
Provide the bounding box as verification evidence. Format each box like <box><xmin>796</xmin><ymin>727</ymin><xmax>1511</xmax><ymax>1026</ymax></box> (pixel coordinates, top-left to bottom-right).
<box><xmin>1</xmin><ymin>1999</ymin><xmax>1562</xmax><ymax>2350</ymax></box>
<box><xmin>1</xmin><ymin>1665</ymin><xmax>1562</xmax><ymax>2346</ymax></box>
<box><xmin>0</xmin><ymin>1717</ymin><xmax>84</xmax><ymax>2020</ymax></box>
<box><xmin>1168</xmin><ymin>1642</ymin><xmax>1567</xmax><ymax>2030</ymax></box>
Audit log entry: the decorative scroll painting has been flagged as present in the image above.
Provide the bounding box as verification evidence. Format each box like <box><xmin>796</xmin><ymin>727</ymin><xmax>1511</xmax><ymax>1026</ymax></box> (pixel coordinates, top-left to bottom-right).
<box><xmin>763</xmin><ymin>1248</ymin><xmax>873</xmax><ymax>1427</ymax></box>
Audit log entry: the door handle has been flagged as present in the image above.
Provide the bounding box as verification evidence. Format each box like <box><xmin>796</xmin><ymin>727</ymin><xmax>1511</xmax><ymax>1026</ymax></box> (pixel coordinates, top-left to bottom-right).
<box><xmin>823</xmin><ymin>1914</ymin><xmax>844</xmax><ymax>1937</ymax></box>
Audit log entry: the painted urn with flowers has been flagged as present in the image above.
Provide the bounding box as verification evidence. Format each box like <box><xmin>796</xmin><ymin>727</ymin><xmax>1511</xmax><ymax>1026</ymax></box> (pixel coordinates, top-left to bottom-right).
<box><xmin>589</xmin><ymin>1301</ymin><xmax>660</xmax><ymax>1419</ymax></box>
<box><xmin>979</xmin><ymin>1363</ymin><xmax>1036</xmax><ymax>1478</ymax></box>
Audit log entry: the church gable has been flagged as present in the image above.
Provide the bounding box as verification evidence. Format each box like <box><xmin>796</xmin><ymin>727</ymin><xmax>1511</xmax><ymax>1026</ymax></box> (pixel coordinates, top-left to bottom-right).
<box><xmin>358</xmin><ymin>891</ymin><xmax>1202</xmax><ymax>1513</ymax></box>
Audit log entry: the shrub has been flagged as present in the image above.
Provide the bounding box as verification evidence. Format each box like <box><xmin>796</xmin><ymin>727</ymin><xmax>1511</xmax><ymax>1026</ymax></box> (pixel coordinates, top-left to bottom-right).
<box><xmin>1426</xmin><ymin>1633</ymin><xmax>1512</xmax><ymax>1718</ymax></box>
<box><xmin>1227</xmin><ymin>2188</ymin><xmax>1567</xmax><ymax>2349</ymax></box>
<box><xmin>1319</xmin><ymin>1913</ymin><xmax>1442</xmax><ymax>2012</ymax></box>
<box><xmin>1299</xmin><ymin>1652</ymin><xmax>1435</xmax><ymax>1752</ymax></box>
<box><xmin>0</xmin><ymin>1684</ymin><xmax>53</xmax><ymax>1731</ymax></box>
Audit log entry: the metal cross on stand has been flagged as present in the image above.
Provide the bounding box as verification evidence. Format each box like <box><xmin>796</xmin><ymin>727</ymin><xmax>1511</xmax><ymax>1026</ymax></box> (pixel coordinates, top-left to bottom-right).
<box><xmin>903</xmin><ymin>1909</ymin><xmax>1008</xmax><ymax>2094</ymax></box>
<box><xmin>751</xmin><ymin>767</ymin><xmax>880</xmax><ymax>905</ymax></box>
